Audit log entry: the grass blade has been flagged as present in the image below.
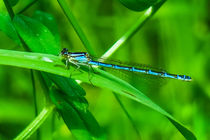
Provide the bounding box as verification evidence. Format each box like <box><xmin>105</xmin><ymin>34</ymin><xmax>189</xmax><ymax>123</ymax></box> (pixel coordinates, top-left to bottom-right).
<box><xmin>0</xmin><ymin>49</ymin><xmax>196</xmax><ymax>140</ymax></box>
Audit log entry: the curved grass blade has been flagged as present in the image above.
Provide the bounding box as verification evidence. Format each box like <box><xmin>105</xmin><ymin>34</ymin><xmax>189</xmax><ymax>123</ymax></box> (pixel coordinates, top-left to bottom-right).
<box><xmin>57</xmin><ymin>0</ymin><xmax>95</xmax><ymax>56</ymax></box>
<box><xmin>74</xmin><ymin>66</ymin><xmax>196</xmax><ymax>140</ymax></box>
<box><xmin>0</xmin><ymin>49</ymin><xmax>196</xmax><ymax>140</ymax></box>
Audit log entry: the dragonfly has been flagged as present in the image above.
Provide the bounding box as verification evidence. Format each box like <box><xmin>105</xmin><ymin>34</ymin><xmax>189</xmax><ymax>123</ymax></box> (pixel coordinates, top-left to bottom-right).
<box><xmin>60</xmin><ymin>48</ymin><xmax>192</xmax><ymax>82</ymax></box>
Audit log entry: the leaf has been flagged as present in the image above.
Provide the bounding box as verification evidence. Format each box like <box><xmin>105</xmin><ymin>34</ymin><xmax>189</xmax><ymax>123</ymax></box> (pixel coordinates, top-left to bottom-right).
<box><xmin>50</xmin><ymin>88</ymin><xmax>105</xmax><ymax>140</ymax></box>
<box><xmin>13</xmin><ymin>14</ymin><xmax>59</xmax><ymax>55</ymax></box>
<box><xmin>0</xmin><ymin>49</ymin><xmax>66</xmax><ymax>76</ymax></box>
<box><xmin>46</xmin><ymin>73</ymin><xmax>86</xmax><ymax>97</ymax></box>
<box><xmin>0</xmin><ymin>13</ymin><xmax>20</xmax><ymax>44</ymax></box>
<box><xmin>13</xmin><ymin>14</ymin><xmax>85</xmax><ymax>97</ymax></box>
<box><xmin>75</xmin><ymin>67</ymin><xmax>197</xmax><ymax>140</ymax></box>
<box><xmin>0</xmin><ymin>49</ymin><xmax>196</xmax><ymax>140</ymax></box>
<box><xmin>12</xmin><ymin>14</ymin><xmax>97</xmax><ymax>139</ymax></box>
<box><xmin>8</xmin><ymin>0</ymin><xmax>19</xmax><ymax>7</ymax></box>
<box><xmin>33</xmin><ymin>10</ymin><xmax>60</xmax><ymax>47</ymax></box>
<box><xmin>119</xmin><ymin>0</ymin><xmax>161</xmax><ymax>11</ymax></box>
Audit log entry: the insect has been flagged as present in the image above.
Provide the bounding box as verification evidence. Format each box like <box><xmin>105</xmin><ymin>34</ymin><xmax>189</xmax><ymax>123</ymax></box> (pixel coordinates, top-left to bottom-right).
<box><xmin>60</xmin><ymin>48</ymin><xmax>192</xmax><ymax>81</ymax></box>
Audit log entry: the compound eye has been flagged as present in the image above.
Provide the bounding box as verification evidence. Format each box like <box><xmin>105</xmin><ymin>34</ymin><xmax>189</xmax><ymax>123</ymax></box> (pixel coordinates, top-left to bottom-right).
<box><xmin>61</xmin><ymin>48</ymin><xmax>68</xmax><ymax>55</ymax></box>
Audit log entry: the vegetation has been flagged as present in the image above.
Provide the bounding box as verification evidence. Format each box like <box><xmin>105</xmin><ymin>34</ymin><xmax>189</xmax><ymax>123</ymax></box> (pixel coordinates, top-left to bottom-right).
<box><xmin>0</xmin><ymin>0</ymin><xmax>209</xmax><ymax>139</ymax></box>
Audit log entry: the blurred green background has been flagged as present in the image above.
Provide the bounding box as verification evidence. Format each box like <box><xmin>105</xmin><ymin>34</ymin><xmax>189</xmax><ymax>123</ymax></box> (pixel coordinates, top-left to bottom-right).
<box><xmin>0</xmin><ymin>0</ymin><xmax>210</xmax><ymax>139</ymax></box>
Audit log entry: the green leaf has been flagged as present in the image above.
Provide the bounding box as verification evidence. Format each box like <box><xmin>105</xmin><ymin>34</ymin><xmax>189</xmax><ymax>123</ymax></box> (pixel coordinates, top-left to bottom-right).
<box><xmin>50</xmin><ymin>88</ymin><xmax>105</xmax><ymax>140</ymax></box>
<box><xmin>0</xmin><ymin>49</ymin><xmax>66</xmax><ymax>76</ymax></box>
<box><xmin>76</xmin><ymin>67</ymin><xmax>197</xmax><ymax>140</ymax></box>
<box><xmin>0</xmin><ymin>13</ymin><xmax>20</xmax><ymax>44</ymax></box>
<box><xmin>13</xmin><ymin>14</ymin><xmax>59</xmax><ymax>55</ymax></box>
<box><xmin>46</xmin><ymin>73</ymin><xmax>86</xmax><ymax>97</ymax></box>
<box><xmin>119</xmin><ymin>0</ymin><xmax>161</xmax><ymax>11</ymax></box>
<box><xmin>33</xmin><ymin>10</ymin><xmax>60</xmax><ymax>47</ymax></box>
<box><xmin>8</xmin><ymin>0</ymin><xmax>19</xmax><ymax>7</ymax></box>
<box><xmin>14</xmin><ymin>105</ymin><xmax>55</xmax><ymax>140</ymax></box>
<box><xmin>13</xmin><ymin>14</ymin><xmax>85</xmax><ymax>97</ymax></box>
<box><xmin>12</xmin><ymin>14</ymin><xmax>92</xmax><ymax>139</ymax></box>
<box><xmin>0</xmin><ymin>49</ymin><xmax>196</xmax><ymax>140</ymax></box>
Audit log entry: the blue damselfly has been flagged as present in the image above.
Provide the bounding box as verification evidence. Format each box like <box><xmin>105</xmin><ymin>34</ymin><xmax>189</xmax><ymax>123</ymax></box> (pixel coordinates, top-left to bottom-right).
<box><xmin>60</xmin><ymin>48</ymin><xmax>192</xmax><ymax>81</ymax></box>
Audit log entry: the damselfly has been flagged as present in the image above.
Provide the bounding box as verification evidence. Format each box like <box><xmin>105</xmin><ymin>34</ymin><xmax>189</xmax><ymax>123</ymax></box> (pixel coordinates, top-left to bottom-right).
<box><xmin>60</xmin><ymin>48</ymin><xmax>192</xmax><ymax>81</ymax></box>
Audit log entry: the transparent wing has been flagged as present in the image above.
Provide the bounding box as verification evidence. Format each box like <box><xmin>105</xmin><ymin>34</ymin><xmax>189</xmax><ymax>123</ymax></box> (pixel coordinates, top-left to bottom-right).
<box><xmin>88</xmin><ymin>56</ymin><xmax>167</xmax><ymax>93</ymax></box>
<box><xmin>89</xmin><ymin>55</ymin><xmax>166</xmax><ymax>73</ymax></box>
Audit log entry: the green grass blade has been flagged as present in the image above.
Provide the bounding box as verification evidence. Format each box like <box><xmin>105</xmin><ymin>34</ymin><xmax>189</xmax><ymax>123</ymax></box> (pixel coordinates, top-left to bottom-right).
<box><xmin>0</xmin><ymin>49</ymin><xmax>68</xmax><ymax>77</ymax></box>
<box><xmin>8</xmin><ymin>0</ymin><xmax>19</xmax><ymax>7</ymax></box>
<box><xmin>14</xmin><ymin>104</ymin><xmax>55</xmax><ymax>140</ymax></box>
<box><xmin>75</xmin><ymin>67</ymin><xmax>196</xmax><ymax>140</ymax></box>
<box><xmin>113</xmin><ymin>93</ymin><xmax>142</xmax><ymax>139</ymax></box>
<box><xmin>0</xmin><ymin>49</ymin><xmax>196</xmax><ymax>140</ymax></box>
<box><xmin>30</xmin><ymin>70</ymin><xmax>41</xmax><ymax>140</ymax></box>
<box><xmin>17</xmin><ymin>0</ymin><xmax>38</xmax><ymax>14</ymax></box>
<box><xmin>3</xmin><ymin>0</ymin><xmax>15</xmax><ymax>19</ymax></box>
<box><xmin>57</xmin><ymin>0</ymin><xmax>95</xmax><ymax>56</ymax></box>
<box><xmin>101</xmin><ymin>1</ymin><xmax>166</xmax><ymax>59</ymax></box>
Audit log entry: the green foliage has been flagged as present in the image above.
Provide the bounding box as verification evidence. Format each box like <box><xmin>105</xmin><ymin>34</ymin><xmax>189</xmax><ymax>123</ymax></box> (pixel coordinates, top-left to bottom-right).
<box><xmin>0</xmin><ymin>48</ymin><xmax>196</xmax><ymax>139</ymax></box>
<box><xmin>12</xmin><ymin>11</ymin><xmax>98</xmax><ymax>139</ymax></box>
<box><xmin>50</xmin><ymin>88</ymin><xmax>104</xmax><ymax>140</ymax></box>
<box><xmin>119</xmin><ymin>0</ymin><xmax>162</xmax><ymax>11</ymax></box>
<box><xmin>8</xmin><ymin>0</ymin><xmax>19</xmax><ymax>7</ymax></box>
<box><xmin>0</xmin><ymin>13</ymin><xmax>20</xmax><ymax>44</ymax></box>
<box><xmin>57</xmin><ymin>0</ymin><xmax>95</xmax><ymax>56</ymax></box>
<box><xmin>13</xmin><ymin>15</ymin><xmax>59</xmax><ymax>54</ymax></box>
<box><xmin>32</xmin><ymin>10</ymin><xmax>61</xmax><ymax>47</ymax></box>
<box><xmin>0</xmin><ymin>0</ymin><xmax>209</xmax><ymax>140</ymax></box>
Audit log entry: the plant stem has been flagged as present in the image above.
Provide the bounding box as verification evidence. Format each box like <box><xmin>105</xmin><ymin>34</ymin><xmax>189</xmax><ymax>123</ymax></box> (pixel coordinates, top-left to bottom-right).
<box><xmin>57</xmin><ymin>0</ymin><xmax>95</xmax><ymax>56</ymax></box>
<box><xmin>18</xmin><ymin>0</ymin><xmax>38</xmax><ymax>14</ymax></box>
<box><xmin>30</xmin><ymin>70</ymin><xmax>41</xmax><ymax>140</ymax></box>
<box><xmin>3</xmin><ymin>0</ymin><xmax>15</xmax><ymax>19</ymax></box>
<box><xmin>113</xmin><ymin>93</ymin><xmax>142</xmax><ymax>140</ymax></box>
<box><xmin>3</xmin><ymin>0</ymin><xmax>31</xmax><ymax>52</ymax></box>
<box><xmin>14</xmin><ymin>104</ymin><xmax>55</xmax><ymax>140</ymax></box>
<box><xmin>101</xmin><ymin>0</ymin><xmax>166</xmax><ymax>59</ymax></box>
<box><xmin>100</xmin><ymin>2</ymin><xmax>165</xmax><ymax>140</ymax></box>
